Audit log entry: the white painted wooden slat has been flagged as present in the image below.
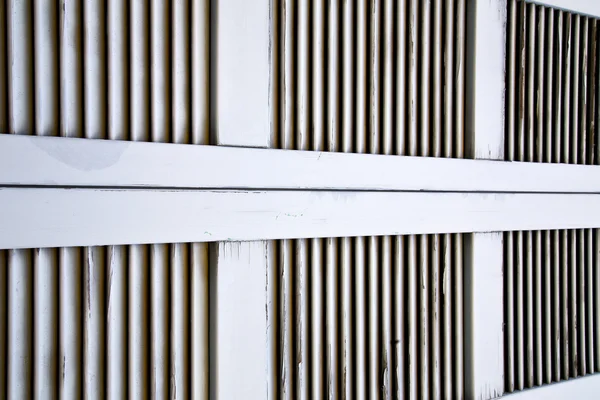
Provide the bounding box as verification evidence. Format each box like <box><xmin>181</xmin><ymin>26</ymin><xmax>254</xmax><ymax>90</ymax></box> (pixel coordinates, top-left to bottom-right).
<box><xmin>210</xmin><ymin>242</ymin><xmax>268</xmax><ymax>399</ymax></box>
<box><xmin>465</xmin><ymin>0</ymin><xmax>506</xmax><ymax>160</ymax></box>
<box><xmin>3</xmin><ymin>134</ymin><xmax>600</xmax><ymax>193</ymax></box>
<box><xmin>215</xmin><ymin>0</ymin><xmax>269</xmax><ymax>147</ymax></box>
<box><xmin>465</xmin><ymin>233</ymin><xmax>505</xmax><ymax>400</ymax></box>
<box><xmin>3</xmin><ymin>187</ymin><xmax>600</xmax><ymax>250</ymax></box>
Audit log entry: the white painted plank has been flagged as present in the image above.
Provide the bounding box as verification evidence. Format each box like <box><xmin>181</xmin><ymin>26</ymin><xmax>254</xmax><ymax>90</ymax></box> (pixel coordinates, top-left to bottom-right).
<box><xmin>501</xmin><ymin>374</ymin><xmax>600</xmax><ymax>399</ymax></box>
<box><xmin>465</xmin><ymin>233</ymin><xmax>505</xmax><ymax>400</ymax></box>
<box><xmin>214</xmin><ymin>0</ymin><xmax>269</xmax><ymax>147</ymax></box>
<box><xmin>3</xmin><ymin>188</ymin><xmax>600</xmax><ymax>249</ymax></box>
<box><xmin>3</xmin><ymin>134</ymin><xmax>600</xmax><ymax>193</ymax></box>
<box><xmin>529</xmin><ymin>0</ymin><xmax>600</xmax><ymax>18</ymax></box>
<box><xmin>210</xmin><ymin>241</ymin><xmax>268</xmax><ymax>399</ymax></box>
<box><xmin>466</xmin><ymin>0</ymin><xmax>507</xmax><ymax>159</ymax></box>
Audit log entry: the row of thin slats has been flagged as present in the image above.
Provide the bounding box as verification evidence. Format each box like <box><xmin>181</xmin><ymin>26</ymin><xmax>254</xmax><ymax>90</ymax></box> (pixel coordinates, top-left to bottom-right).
<box><xmin>271</xmin><ymin>0</ymin><xmax>466</xmax><ymax>158</ymax></box>
<box><xmin>0</xmin><ymin>0</ymin><xmax>210</xmax><ymax>398</ymax></box>
<box><xmin>506</xmin><ymin>0</ymin><xmax>600</xmax><ymax>164</ymax></box>
<box><xmin>0</xmin><ymin>245</ymin><xmax>209</xmax><ymax>399</ymax></box>
<box><xmin>504</xmin><ymin>230</ymin><xmax>600</xmax><ymax>393</ymax></box>
<box><xmin>267</xmin><ymin>235</ymin><xmax>465</xmax><ymax>400</ymax></box>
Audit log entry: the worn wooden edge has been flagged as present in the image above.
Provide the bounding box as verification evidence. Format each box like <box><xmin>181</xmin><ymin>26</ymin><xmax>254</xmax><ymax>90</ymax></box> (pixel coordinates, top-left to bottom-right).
<box><xmin>2</xmin><ymin>188</ymin><xmax>600</xmax><ymax>249</ymax></box>
<box><xmin>2</xmin><ymin>133</ymin><xmax>600</xmax><ymax>193</ymax></box>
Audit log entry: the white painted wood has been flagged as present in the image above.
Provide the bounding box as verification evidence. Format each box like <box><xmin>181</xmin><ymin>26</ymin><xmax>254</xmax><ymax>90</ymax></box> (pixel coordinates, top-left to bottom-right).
<box><xmin>3</xmin><ymin>134</ymin><xmax>600</xmax><ymax>193</ymax></box>
<box><xmin>214</xmin><ymin>0</ymin><xmax>270</xmax><ymax>147</ymax></box>
<box><xmin>3</xmin><ymin>188</ymin><xmax>600</xmax><ymax>249</ymax></box>
<box><xmin>529</xmin><ymin>0</ymin><xmax>600</xmax><ymax>18</ymax></box>
<box><xmin>210</xmin><ymin>241</ymin><xmax>268</xmax><ymax>399</ymax></box>
<box><xmin>501</xmin><ymin>374</ymin><xmax>600</xmax><ymax>399</ymax></box>
<box><xmin>465</xmin><ymin>233</ymin><xmax>505</xmax><ymax>400</ymax></box>
<box><xmin>466</xmin><ymin>0</ymin><xmax>506</xmax><ymax>159</ymax></box>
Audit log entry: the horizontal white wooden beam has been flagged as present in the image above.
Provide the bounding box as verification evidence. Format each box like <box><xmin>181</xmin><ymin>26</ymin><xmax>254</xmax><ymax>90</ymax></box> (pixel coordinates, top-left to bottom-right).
<box><xmin>501</xmin><ymin>374</ymin><xmax>600</xmax><ymax>399</ymax></box>
<box><xmin>2</xmin><ymin>188</ymin><xmax>600</xmax><ymax>249</ymax></box>
<box><xmin>2</xmin><ymin>134</ymin><xmax>600</xmax><ymax>193</ymax></box>
<box><xmin>529</xmin><ymin>0</ymin><xmax>600</xmax><ymax>18</ymax></box>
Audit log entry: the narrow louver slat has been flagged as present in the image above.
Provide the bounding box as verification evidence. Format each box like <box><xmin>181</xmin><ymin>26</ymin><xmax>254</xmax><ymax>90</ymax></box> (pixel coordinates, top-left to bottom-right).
<box><xmin>272</xmin><ymin>0</ymin><xmax>465</xmax><ymax>157</ymax></box>
<box><xmin>505</xmin><ymin>229</ymin><xmax>600</xmax><ymax>393</ymax></box>
<box><xmin>268</xmin><ymin>235</ymin><xmax>465</xmax><ymax>399</ymax></box>
<box><xmin>506</xmin><ymin>0</ymin><xmax>600</xmax><ymax>164</ymax></box>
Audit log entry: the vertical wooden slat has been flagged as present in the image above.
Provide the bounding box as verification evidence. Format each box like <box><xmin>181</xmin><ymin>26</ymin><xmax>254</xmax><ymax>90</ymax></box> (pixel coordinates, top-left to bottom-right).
<box><xmin>534</xmin><ymin>231</ymin><xmax>543</xmax><ymax>385</ymax></box>
<box><xmin>408</xmin><ymin>0</ymin><xmax>418</xmax><ymax>157</ymax></box>
<box><xmin>432</xmin><ymin>234</ymin><xmax>442</xmax><ymax>400</ymax></box>
<box><xmin>545</xmin><ymin>9</ymin><xmax>554</xmax><ymax>163</ymax></box>
<box><xmin>131</xmin><ymin>0</ymin><xmax>150</xmax><ymax>143</ymax></box>
<box><xmin>586</xmin><ymin>230</ymin><xmax>595</xmax><ymax>373</ymax></box>
<box><xmin>443</xmin><ymin>234</ymin><xmax>453</xmax><ymax>398</ymax></box>
<box><xmin>33</xmin><ymin>248</ymin><xmax>58</xmax><ymax>398</ymax></box>
<box><xmin>526</xmin><ymin>5</ymin><xmax>536</xmax><ymax>162</ymax></box>
<box><xmin>341</xmin><ymin>236</ymin><xmax>353</xmax><ymax>400</ymax></box>
<box><xmin>563</xmin><ymin>13</ymin><xmax>573</xmax><ymax>164</ymax></box>
<box><xmin>59</xmin><ymin>249</ymin><xmax>83</xmax><ymax>398</ymax></box>
<box><xmin>507</xmin><ymin>0</ymin><xmax>517</xmax><ymax>161</ymax></box>
<box><xmin>151</xmin><ymin>0</ymin><xmax>170</xmax><ymax>143</ymax></box>
<box><xmin>311</xmin><ymin>238</ymin><xmax>325</xmax><ymax>399</ymax></box>
<box><xmin>191</xmin><ymin>0</ymin><xmax>210</xmax><ymax>145</ymax></box>
<box><xmin>443</xmin><ymin>0</ymin><xmax>454</xmax><ymax>159</ymax></box>
<box><xmin>394</xmin><ymin>236</ymin><xmax>406</xmax><ymax>400</ymax></box>
<box><xmin>190</xmin><ymin>242</ymin><xmax>209</xmax><ymax>399</ymax></box>
<box><xmin>7</xmin><ymin>0</ymin><xmax>35</xmax><ymax>136</ymax></box>
<box><xmin>327</xmin><ymin>0</ymin><xmax>340</xmax><ymax>152</ymax></box>
<box><xmin>516</xmin><ymin>231</ymin><xmax>525</xmax><ymax>390</ymax></box>
<box><xmin>171</xmin><ymin>243</ymin><xmax>190</xmax><ymax>399</ymax></box>
<box><xmin>151</xmin><ymin>244</ymin><xmax>169</xmax><ymax>399</ymax></box>
<box><xmin>129</xmin><ymin>245</ymin><xmax>149</xmax><ymax>398</ymax></box>
<box><xmin>525</xmin><ymin>231</ymin><xmax>534</xmax><ymax>387</ymax></box>
<box><xmin>570</xmin><ymin>230</ymin><xmax>578</xmax><ymax>377</ymax></box>
<box><xmin>420</xmin><ymin>0</ymin><xmax>431</xmax><ymax>157</ymax></box>
<box><xmin>432</xmin><ymin>0</ymin><xmax>443</xmax><ymax>160</ymax></box>
<box><xmin>552</xmin><ymin>230</ymin><xmax>561</xmax><ymax>381</ymax></box>
<box><xmin>517</xmin><ymin>2</ymin><xmax>527</xmax><ymax>161</ymax></box>
<box><xmin>281</xmin><ymin>239</ymin><xmax>295</xmax><ymax>400</ymax></box>
<box><xmin>536</xmin><ymin>8</ymin><xmax>545</xmax><ymax>163</ymax></box>
<box><xmin>312</xmin><ymin>0</ymin><xmax>325</xmax><ymax>151</ymax></box>
<box><xmin>578</xmin><ymin>229</ymin><xmax>586</xmax><ymax>375</ymax></box>
<box><xmin>84</xmin><ymin>247</ymin><xmax>105</xmax><ymax>399</ymax></box>
<box><xmin>580</xmin><ymin>18</ymin><xmax>589</xmax><ymax>165</ymax></box>
<box><xmin>106</xmin><ymin>245</ymin><xmax>127</xmax><ymax>398</ymax></box>
<box><xmin>408</xmin><ymin>234</ymin><xmax>418</xmax><ymax>400</ymax></box>
<box><xmin>554</xmin><ymin>11</ymin><xmax>564</xmax><ymax>163</ymax></box>
<box><xmin>506</xmin><ymin>232</ymin><xmax>515</xmax><ymax>392</ymax></box>
<box><xmin>282</xmin><ymin>0</ymin><xmax>295</xmax><ymax>150</ymax></box>
<box><xmin>172</xmin><ymin>0</ymin><xmax>190</xmax><ymax>144</ymax></box>
<box><xmin>420</xmin><ymin>235</ymin><xmax>430</xmax><ymax>399</ymax></box>
<box><xmin>296</xmin><ymin>239</ymin><xmax>309</xmax><ymax>400</ymax></box>
<box><xmin>267</xmin><ymin>241</ymin><xmax>279</xmax><ymax>400</ymax></box>
<box><xmin>396</xmin><ymin>0</ymin><xmax>407</xmax><ymax>156</ymax></box>
<box><xmin>454</xmin><ymin>233</ymin><xmax>464</xmax><ymax>398</ymax></box>
<box><xmin>455</xmin><ymin>0</ymin><xmax>466</xmax><ymax>158</ymax></box>
<box><xmin>369</xmin><ymin>0</ymin><xmax>382</xmax><ymax>155</ymax></box>
<box><xmin>382</xmin><ymin>235</ymin><xmax>393</xmax><ymax>399</ymax></box>
<box><xmin>382</xmin><ymin>0</ymin><xmax>394</xmax><ymax>155</ymax></box>
<box><xmin>356</xmin><ymin>0</ymin><xmax>367</xmax><ymax>156</ymax></box>
<box><xmin>297</xmin><ymin>0</ymin><xmax>309</xmax><ymax>151</ymax></box>
<box><xmin>107</xmin><ymin>0</ymin><xmax>129</xmax><ymax>141</ymax></box>
<box><xmin>368</xmin><ymin>236</ymin><xmax>380</xmax><ymax>399</ymax></box>
<box><xmin>7</xmin><ymin>250</ymin><xmax>33</xmax><ymax>400</ymax></box>
<box><xmin>355</xmin><ymin>236</ymin><xmax>367</xmax><ymax>400</ymax></box>
<box><xmin>326</xmin><ymin>238</ymin><xmax>339</xmax><ymax>399</ymax></box>
<box><xmin>571</xmin><ymin>16</ymin><xmax>581</xmax><ymax>164</ymax></box>
<box><xmin>83</xmin><ymin>0</ymin><xmax>106</xmax><ymax>140</ymax></box>
<box><xmin>543</xmin><ymin>231</ymin><xmax>552</xmax><ymax>384</ymax></box>
<box><xmin>561</xmin><ymin>230</ymin><xmax>570</xmax><ymax>378</ymax></box>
